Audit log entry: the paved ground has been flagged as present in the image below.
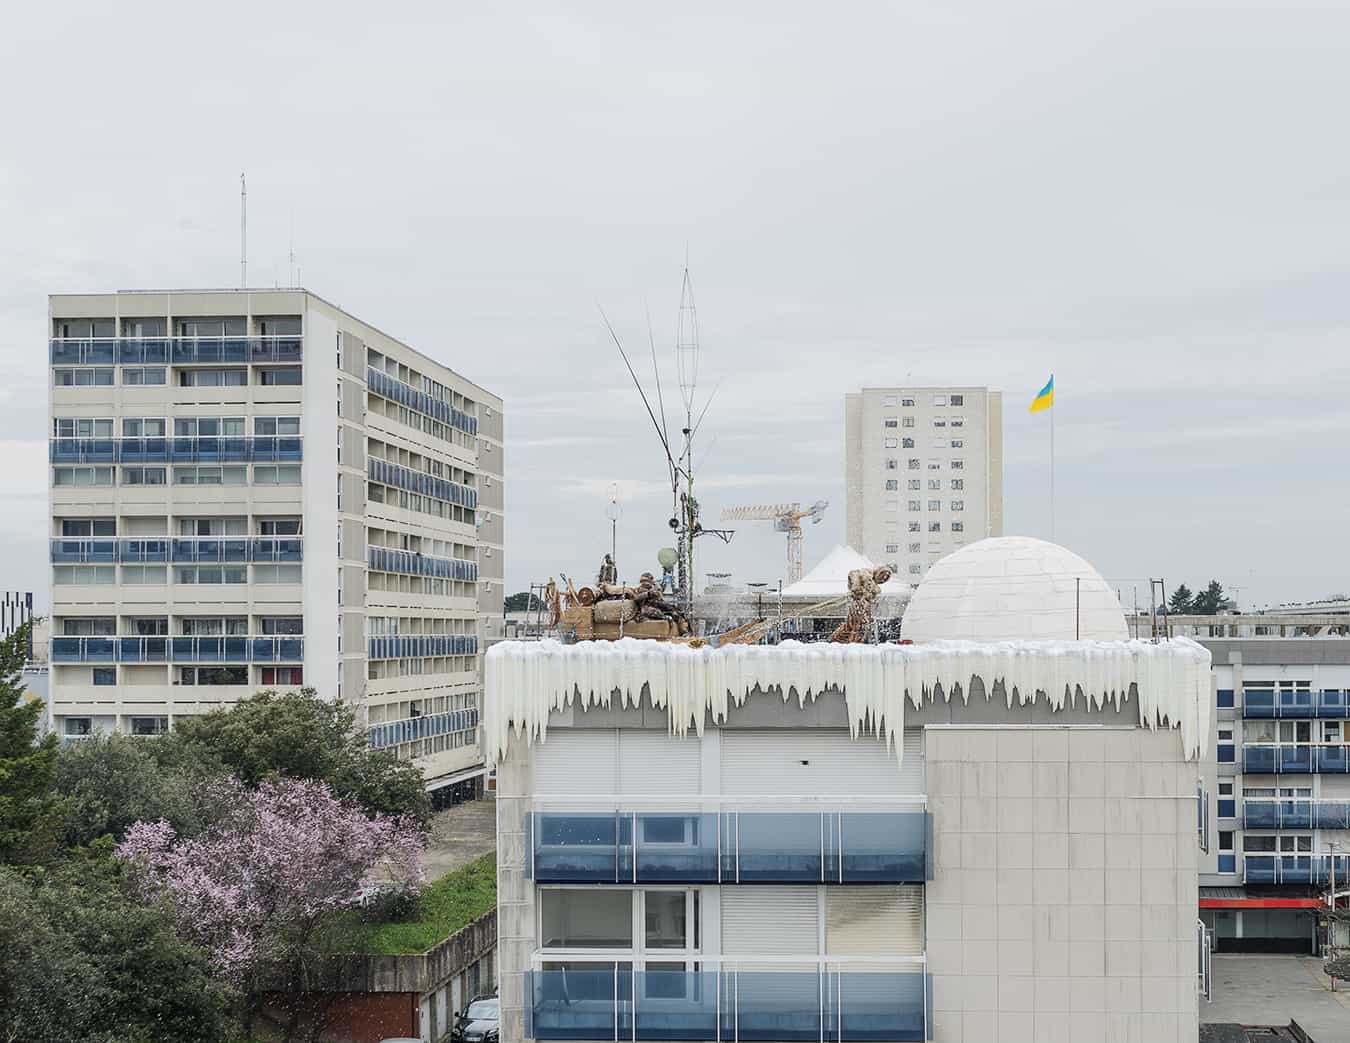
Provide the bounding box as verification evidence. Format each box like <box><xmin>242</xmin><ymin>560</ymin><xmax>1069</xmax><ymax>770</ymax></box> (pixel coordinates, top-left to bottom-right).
<box><xmin>424</xmin><ymin>797</ymin><xmax>497</xmax><ymax>881</ymax></box>
<box><xmin>1205</xmin><ymin>955</ymin><xmax>1350</xmax><ymax>1042</ymax></box>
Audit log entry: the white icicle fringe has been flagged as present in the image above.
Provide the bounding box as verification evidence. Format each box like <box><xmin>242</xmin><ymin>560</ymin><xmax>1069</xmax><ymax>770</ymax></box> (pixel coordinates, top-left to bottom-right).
<box><xmin>483</xmin><ymin>637</ymin><xmax>1213</xmax><ymax>767</ymax></box>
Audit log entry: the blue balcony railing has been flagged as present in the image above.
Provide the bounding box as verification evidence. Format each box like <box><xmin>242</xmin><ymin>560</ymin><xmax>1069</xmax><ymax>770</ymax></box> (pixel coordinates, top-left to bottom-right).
<box><xmin>530</xmin><ymin>806</ymin><xmax>931</xmax><ymax>885</ymax></box>
<box><xmin>367</xmin><ymin>708</ymin><xmax>479</xmax><ymax>750</ymax></box>
<box><xmin>1242</xmin><ymin>744</ymin><xmax>1350</xmax><ymax>774</ymax></box>
<box><xmin>50</xmin><ymin>436</ymin><xmax>302</xmax><ymax>464</ymax></box>
<box><xmin>526</xmin><ymin>965</ymin><xmax>929</xmax><ymax>1043</ymax></box>
<box><xmin>1244</xmin><ymin>854</ymin><xmax>1350</xmax><ymax>885</ymax></box>
<box><xmin>367</xmin><ymin>458</ymin><xmax>477</xmax><ymax>509</ymax></box>
<box><xmin>366</xmin><ymin>367</ymin><xmax>478</xmax><ymax>436</ymax></box>
<box><xmin>1243</xmin><ymin>689</ymin><xmax>1350</xmax><ymax>719</ymax></box>
<box><xmin>1243</xmin><ymin>799</ymin><xmax>1350</xmax><ymax>830</ymax></box>
<box><xmin>367</xmin><ymin>545</ymin><xmax>478</xmax><ymax>581</ymax></box>
<box><xmin>50</xmin><ymin>337</ymin><xmax>303</xmax><ymax>366</ymax></box>
<box><xmin>51</xmin><ymin>537</ymin><xmax>301</xmax><ymax>564</ymax></box>
<box><xmin>366</xmin><ymin>634</ymin><xmax>478</xmax><ymax>660</ymax></box>
<box><xmin>51</xmin><ymin>635</ymin><xmax>302</xmax><ymax>663</ymax></box>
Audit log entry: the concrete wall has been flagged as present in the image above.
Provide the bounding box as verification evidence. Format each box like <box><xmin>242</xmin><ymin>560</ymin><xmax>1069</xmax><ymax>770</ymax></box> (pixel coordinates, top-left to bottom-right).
<box><xmin>925</xmin><ymin>725</ymin><xmax>1200</xmax><ymax>1043</ymax></box>
<box><xmin>495</xmin><ymin>737</ymin><xmax>534</xmax><ymax>1043</ymax></box>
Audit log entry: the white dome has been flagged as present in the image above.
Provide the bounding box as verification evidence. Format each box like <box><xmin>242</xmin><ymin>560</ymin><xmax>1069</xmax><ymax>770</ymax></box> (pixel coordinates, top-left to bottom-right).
<box><xmin>902</xmin><ymin>536</ymin><xmax>1128</xmax><ymax>643</ymax></box>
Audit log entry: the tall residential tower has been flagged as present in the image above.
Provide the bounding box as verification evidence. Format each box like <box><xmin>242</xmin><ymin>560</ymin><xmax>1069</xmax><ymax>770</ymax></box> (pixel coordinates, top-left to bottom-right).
<box><xmin>844</xmin><ymin>386</ymin><xmax>1002</xmax><ymax>581</ymax></box>
<box><xmin>48</xmin><ymin>290</ymin><xmax>503</xmax><ymax>794</ymax></box>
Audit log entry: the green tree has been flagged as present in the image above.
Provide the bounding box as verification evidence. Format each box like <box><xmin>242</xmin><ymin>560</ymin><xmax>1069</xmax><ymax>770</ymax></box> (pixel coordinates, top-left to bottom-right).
<box><xmin>168</xmin><ymin>689</ymin><xmax>431</xmax><ymax>827</ymax></box>
<box><xmin>54</xmin><ymin>733</ymin><xmax>217</xmax><ymax>847</ymax></box>
<box><xmin>505</xmin><ymin>591</ymin><xmax>543</xmax><ymax>612</ymax></box>
<box><xmin>1167</xmin><ymin>584</ymin><xmax>1194</xmax><ymax>614</ymax></box>
<box><xmin>0</xmin><ymin>845</ymin><xmax>236</xmax><ymax>1043</ymax></box>
<box><xmin>1192</xmin><ymin>579</ymin><xmax>1228</xmax><ymax>615</ymax></box>
<box><xmin>0</xmin><ymin>621</ymin><xmax>66</xmax><ymax>865</ymax></box>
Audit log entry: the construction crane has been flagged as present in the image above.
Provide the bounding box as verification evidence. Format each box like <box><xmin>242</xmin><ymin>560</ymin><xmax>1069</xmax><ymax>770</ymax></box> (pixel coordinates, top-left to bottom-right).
<box><xmin>719</xmin><ymin>501</ymin><xmax>828</xmax><ymax>585</ymax></box>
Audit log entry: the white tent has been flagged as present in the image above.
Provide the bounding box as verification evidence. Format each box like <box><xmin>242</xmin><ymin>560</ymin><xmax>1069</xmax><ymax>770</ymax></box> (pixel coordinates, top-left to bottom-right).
<box><xmin>781</xmin><ymin>545</ymin><xmax>912</xmax><ymax>599</ymax></box>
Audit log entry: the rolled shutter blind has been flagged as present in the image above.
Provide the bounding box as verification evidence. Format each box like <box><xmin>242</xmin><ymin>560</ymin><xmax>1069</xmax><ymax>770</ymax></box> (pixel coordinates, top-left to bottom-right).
<box><xmin>826</xmin><ymin>885</ymin><xmax>924</xmax><ymax>956</ymax></box>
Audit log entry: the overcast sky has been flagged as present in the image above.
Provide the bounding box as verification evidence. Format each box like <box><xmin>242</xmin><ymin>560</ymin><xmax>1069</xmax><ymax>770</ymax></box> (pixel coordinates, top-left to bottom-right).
<box><xmin>4</xmin><ymin>1</ymin><xmax>1348</xmax><ymax>612</ymax></box>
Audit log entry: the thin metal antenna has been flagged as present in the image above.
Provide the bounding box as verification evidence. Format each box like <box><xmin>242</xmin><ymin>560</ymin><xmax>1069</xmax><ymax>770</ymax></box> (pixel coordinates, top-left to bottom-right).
<box><xmin>645</xmin><ymin>301</ymin><xmax>671</xmax><ymax>466</ymax></box>
<box><xmin>240</xmin><ymin>173</ymin><xmax>247</xmax><ymax>287</ymax></box>
<box><xmin>288</xmin><ymin>210</ymin><xmax>296</xmax><ymax>288</ymax></box>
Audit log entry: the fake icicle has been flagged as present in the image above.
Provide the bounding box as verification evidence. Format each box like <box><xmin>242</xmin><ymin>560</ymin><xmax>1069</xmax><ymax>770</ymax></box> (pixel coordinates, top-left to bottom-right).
<box><xmin>483</xmin><ymin>638</ymin><xmax>1213</xmax><ymax>767</ymax></box>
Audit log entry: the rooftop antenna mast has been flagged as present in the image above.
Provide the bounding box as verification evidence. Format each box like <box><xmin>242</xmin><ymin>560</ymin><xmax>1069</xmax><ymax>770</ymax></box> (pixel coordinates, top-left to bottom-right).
<box><xmin>675</xmin><ymin>261</ymin><xmax>701</xmax><ymax>605</ymax></box>
<box><xmin>239</xmin><ymin>173</ymin><xmax>247</xmax><ymax>288</ymax></box>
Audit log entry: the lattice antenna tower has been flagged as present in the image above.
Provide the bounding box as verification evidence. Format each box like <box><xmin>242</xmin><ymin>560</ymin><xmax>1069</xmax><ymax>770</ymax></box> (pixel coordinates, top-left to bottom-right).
<box><xmin>674</xmin><ymin>264</ymin><xmax>702</xmax><ymax>602</ymax></box>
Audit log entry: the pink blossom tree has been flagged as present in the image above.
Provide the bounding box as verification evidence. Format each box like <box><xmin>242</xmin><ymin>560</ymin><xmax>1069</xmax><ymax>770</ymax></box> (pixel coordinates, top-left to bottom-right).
<box><xmin>117</xmin><ymin>776</ymin><xmax>424</xmax><ymax>1040</ymax></box>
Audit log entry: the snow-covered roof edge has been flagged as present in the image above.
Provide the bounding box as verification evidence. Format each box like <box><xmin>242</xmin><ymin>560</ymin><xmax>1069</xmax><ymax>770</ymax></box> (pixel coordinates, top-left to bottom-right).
<box><xmin>483</xmin><ymin>637</ymin><xmax>1213</xmax><ymax>767</ymax></box>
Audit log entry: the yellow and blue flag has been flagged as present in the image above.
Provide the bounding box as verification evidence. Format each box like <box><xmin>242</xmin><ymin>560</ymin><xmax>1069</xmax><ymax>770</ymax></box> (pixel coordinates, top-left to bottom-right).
<box><xmin>1029</xmin><ymin>374</ymin><xmax>1054</xmax><ymax>414</ymax></box>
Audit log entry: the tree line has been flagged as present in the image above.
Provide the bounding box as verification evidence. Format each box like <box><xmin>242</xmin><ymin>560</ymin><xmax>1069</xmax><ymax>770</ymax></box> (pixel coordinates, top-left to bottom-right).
<box><xmin>1166</xmin><ymin>580</ymin><xmax>1232</xmax><ymax>615</ymax></box>
<box><xmin>0</xmin><ymin>621</ymin><xmax>433</xmax><ymax>1043</ymax></box>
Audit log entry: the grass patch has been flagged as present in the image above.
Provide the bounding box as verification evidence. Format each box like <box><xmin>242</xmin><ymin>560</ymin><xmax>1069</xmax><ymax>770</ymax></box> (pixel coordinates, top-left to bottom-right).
<box><xmin>324</xmin><ymin>853</ymin><xmax>496</xmax><ymax>955</ymax></box>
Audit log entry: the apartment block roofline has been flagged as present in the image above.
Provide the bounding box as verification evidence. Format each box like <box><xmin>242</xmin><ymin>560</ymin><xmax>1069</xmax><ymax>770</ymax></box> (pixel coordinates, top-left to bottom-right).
<box><xmin>49</xmin><ymin>287</ymin><xmax>501</xmax><ymax>403</ymax></box>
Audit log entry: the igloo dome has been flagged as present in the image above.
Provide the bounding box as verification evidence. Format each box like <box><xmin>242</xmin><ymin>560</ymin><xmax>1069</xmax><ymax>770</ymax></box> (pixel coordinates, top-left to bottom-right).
<box><xmin>901</xmin><ymin>536</ymin><xmax>1129</xmax><ymax>643</ymax></box>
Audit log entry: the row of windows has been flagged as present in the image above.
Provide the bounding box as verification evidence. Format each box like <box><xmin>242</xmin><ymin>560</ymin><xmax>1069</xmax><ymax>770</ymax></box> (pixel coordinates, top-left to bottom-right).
<box><xmin>887</xmin><ymin>500</ymin><xmax>965</xmax><ymax>512</ymax></box>
<box><xmin>54</xmin><ymin>564</ymin><xmax>301</xmax><ymax>585</ymax></box>
<box><xmin>54</xmin><ymin>416</ymin><xmax>300</xmax><ymax>438</ymax></box>
<box><xmin>883</xmin><ymin>416</ymin><xmax>965</xmax><ymax>429</ymax></box>
<box><xmin>883</xmin><ymin>439</ymin><xmax>965</xmax><ymax>452</ymax></box>
<box><xmin>54</xmin><ymin>465</ymin><xmax>301</xmax><ymax>487</ymax></box>
<box><xmin>53</xmin><ymin>316</ymin><xmax>299</xmax><ymax>339</ymax></box>
<box><xmin>54</xmin><ymin>367</ymin><xmax>300</xmax><ymax>387</ymax></box>
<box><xmin>367</xmin><ymin>481</ymin><xmax>477</xmax><ymax>525</ymax></box>
<box><xmin>880</xmin><ymin>393</ymin><xmax>964</xmax><ymax>407</ymax></box>
<box><xmin>885</xmin><ymin>458</ymin><xmax>965</xmax><ymax>471</ymax></box>
<box><xmin>62</xmin><ymin>616</ymin><xmax>302</xmax><ymax>637</ymax></box>
<box><xmin>885</xmin><ymin>479</ymin><xmax>964</xmax><ymax>491</ymax></box>
<box><xmin>886</xmin><ymin>520</ymin><xmax>965</xmax><ymax>535</ymax></box>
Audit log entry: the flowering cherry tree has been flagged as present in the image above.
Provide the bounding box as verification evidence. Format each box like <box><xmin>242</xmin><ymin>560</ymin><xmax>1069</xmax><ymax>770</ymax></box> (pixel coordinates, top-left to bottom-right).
<box><xmin>117</xmin><ymin>776</ymin><xmax>424</xmax><ymax>1035</ymax></box>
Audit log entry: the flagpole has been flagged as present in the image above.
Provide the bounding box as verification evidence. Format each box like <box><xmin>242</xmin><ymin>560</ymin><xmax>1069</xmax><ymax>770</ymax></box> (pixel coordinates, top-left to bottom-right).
<box><xmin>1050</xmin><ymin>401</ymin><xmax>1055</xmax><ymax>542</ymax></box>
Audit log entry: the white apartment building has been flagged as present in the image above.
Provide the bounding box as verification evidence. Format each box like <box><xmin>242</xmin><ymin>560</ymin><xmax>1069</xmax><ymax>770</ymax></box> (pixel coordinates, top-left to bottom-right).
<box><xmin>844</xmin><ymin>387</ymin><xmax>1003</xmax><ymax>581</ymax></box>
<box><xmin>48</xmin><ymin>289</ymin><xmax>503</xmax><ymax>794</ymax></box>
<box><xmin>487</xmin><ymin>538</ymin><xmax>1211</xmax><ymax>1043</ymax></box>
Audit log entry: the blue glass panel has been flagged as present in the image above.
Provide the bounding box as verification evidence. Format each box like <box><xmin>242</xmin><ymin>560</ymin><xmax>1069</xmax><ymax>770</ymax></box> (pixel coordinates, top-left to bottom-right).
<box><xmin>1320</xmin><ymin>691</ymin><xmax>1349</xmax><ymax>718</ymax></box>
<box><xmin>277</xmin><ymin>638</ymin><xmax>304</xmax><ymax>661</ymax></box>
<box><xmin>840</xmin><ymin>812</ymin><xmax>928</xmax><ymax>883</ymax></box>
<box><xmin>1216</xmin><ymin>689</ymin><xmax>1234</xmax><ymax>708</ymax></box>
<box><xmin>1279</xmin><ymin>801</ymin><xmax>1312</xmax><ymax>828</ymax></box>
<box><xmin>837</xmin><ymin>971</ymin><xmax>926</xmax><ymax>1042</ymax></box>
<box><xmin>1242</xmin><ymin>747</ymin><xmax>1275</xmax><ymax>773</ymax></box>
<box><xmin>1243</xmin><ymin>690</ymin><xmax>1274</xmax><ymax>717</ymax></box>
<box><xmin>1281</xmin><ymin>690</ymin><xmax>1316</xmax><ymax>716</ymax></box>
<box><xmin>1318</xmin><ymin>746</ymin><xmax>1350</xmax><ymax>773</ymax></box>
<box><xmin>1280</xmin><ymin>746</ymin><xmax>1313</xmax><ymax>773</ymax></box>
<box><xmin>1242</xmin><ymin>801</ymin><xmax>1276</xmax><ymax>828</ymax></box>
<box><xmin>633</xmin><ymin>970</ymin><xmax>718</xmax><ymax>1041</ymax></box>
<box><xmin>1279</xmin><ymin>857</ymin><xmax>1313</xmax><ymax>884</ymax></box>
<box><xmin>50</xmin><ymin>638</ymin><xmax>82</xmax><ymax>662</ymax></box>
<box><xmin>736</xmin><ymin>813</ymin><xmax>821</xmax><ymax>882</ymax></box>
<box><xmin>533</xmin><ymin>814</ymin><xmax>619</xmax><ymax>882</ymax></box>
<box><xmin>1217</xmin><ymin>799</ymin><xmax>1235</xmax><ymax>819</ymax></box>
<box><xmin>1218</xmin><ymin>854</ymin><xmax>1236</xmax><ymax>873</ymax></box>
<box><xmin>732</xmin><ymin>971</ymin><xmax>821</xmax><ymax>1042</ymax></box>
<box><xmin>635</xmin><ymin>814</ymin><xmax>718</xmax><ymax>883</ymax></box>
<box><xmin>1315</xmin><ymin>803</ymin><xmax>1350</xmax><ymax>829</ymax></box>
<box><xmin>1218</xmin><ymin>744</ymin><xmax>1236</xmax><ymax>764</ymax></box>
<box><xmin>1245</xmin><ymin>856</ymin><xmax>1276</xmax><ymax>883</ymax></box>
<box><xmin>530</xmin><ymin>967</ymin><xmax>620</xmax><ymax>1040</ymax></box>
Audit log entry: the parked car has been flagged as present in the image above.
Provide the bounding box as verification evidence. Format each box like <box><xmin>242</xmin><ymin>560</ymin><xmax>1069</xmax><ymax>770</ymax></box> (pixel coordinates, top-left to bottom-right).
<box><xmin>450</xmin><ymin>995</ymin><xmax>499</xmax><ymax>1043</ymax></box>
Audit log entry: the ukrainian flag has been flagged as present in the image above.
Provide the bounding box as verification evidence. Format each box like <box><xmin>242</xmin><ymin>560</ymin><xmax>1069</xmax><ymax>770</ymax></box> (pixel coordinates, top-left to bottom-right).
<box><xmin>1029</xmin><ymin>374</ymin><xmax>1054</xmax><ymax>414</ymax></box>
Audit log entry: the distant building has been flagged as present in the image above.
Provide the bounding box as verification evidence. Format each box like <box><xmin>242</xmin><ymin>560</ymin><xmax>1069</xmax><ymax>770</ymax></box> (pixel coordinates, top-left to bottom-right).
<box><xmin>487</xmin><ymin>537</ymin><xmax>1210</xmax><ymax>1042</ymax></box>
<box><xmin>844</xmin><ymin>387</ymin><xmax>1003</xmax><ymax>582</ymax></box>
<box><xmin>1197</xmin><ymin>636</ymin><xmax>1350</xmax><ymax>954</ymax></box>
<box><xmin>47</xmin><ymin>290</ymin><xmax>502</xmax><ymax>795</ymax></box>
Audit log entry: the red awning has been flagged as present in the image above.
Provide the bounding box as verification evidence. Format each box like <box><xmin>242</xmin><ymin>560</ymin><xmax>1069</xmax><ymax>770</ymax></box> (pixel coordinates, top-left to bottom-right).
<box><xmin>1199</xmin><ymin>897</ymin><xmax>1323</xmax><ymax>909</ymax></box>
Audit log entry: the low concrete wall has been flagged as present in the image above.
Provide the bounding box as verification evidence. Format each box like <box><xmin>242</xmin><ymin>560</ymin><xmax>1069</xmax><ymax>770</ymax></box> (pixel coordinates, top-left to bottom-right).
<box><xmin>319</xmin><ymin>908</ymin><xmax>498</xmax><ymax>994</ymax></box>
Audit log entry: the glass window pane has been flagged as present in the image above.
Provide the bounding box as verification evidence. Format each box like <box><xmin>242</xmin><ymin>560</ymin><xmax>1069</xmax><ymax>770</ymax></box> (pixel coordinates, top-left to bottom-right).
<box><xmin>644</xmin><ymin>891</ymin><xmax>687</xmax><ymax>950</ymax></box>
<box><xmin>540</xmin><ymin>889</ymin><xmax>631</xmax><ymax>948</ymax></box>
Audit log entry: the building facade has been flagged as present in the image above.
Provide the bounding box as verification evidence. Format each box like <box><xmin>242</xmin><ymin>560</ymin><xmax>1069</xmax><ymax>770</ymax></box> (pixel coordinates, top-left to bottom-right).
<box><xmin>47</xmin><ymin>290</ymin><xmax>502</xmax><ymax>791</ymax></box>
<box><xmin>844</xmin><ymin>387</ymin><xmax>1003</xmax><ymax>582</ymax></box>
<box><xmin>488</xmin><ymin>539</ymin><xmax>1210</xmax><ymax>1043</ymax></box>
<box><xmin>1197</xmin><ymin>638</ymin><xmax>1350</xmax><ymax>953</ymax></box>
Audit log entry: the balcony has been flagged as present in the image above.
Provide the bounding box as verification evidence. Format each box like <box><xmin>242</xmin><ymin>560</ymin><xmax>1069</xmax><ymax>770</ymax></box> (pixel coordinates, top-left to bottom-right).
<box><xmin>367</xmin><ymin>707</ymin><xmax>479</xmax><ymax>749</ymax></box>
<box><xmin>530</xmin><ymin>804</ymin><xmax>931</xmax><ymax>885</ymax></box>
<box><xmin>367</xmin><ymin>458</ymin><xmax>478</xmax><ymax>510</ymax></box>
<box><xmin>367</xmin><ymin>545</ymin><xmax>478</xmax><ymax>581</ymax></box>
<box><xmin>366</xmin><ymin>366</ymin><xmax>478</xmax><ymax>436</ymax></box>
<box><xmin>51</xmin><ymin>538</ymin><xmax>301</xmax><ymax>564</ymax></box>
<box><xmin>1240</xmin><ymin>743</ymin><xmax>1350</xmax><ymax>774</ymax></box>
<box><xmin>526</xmin><ymin>964</ymin><xmax>928</xmax><ymax>1043</ymax></box>
<box><xmin>1243</xmin><ymin>689</ymin><xmax>1350</xmax><ymax>719</ymax></box>
<box><xmin>366</xmin><ymin>634</ymin><xmax>478</xmax><ymax>660</ymax></box>
<box><xmin>1243</xmin><ymin>799</ymin><xmax>1350</xmax><ymax>830</ymax></box>
<box><xmin>1243</xmin><ymin>854</ymin><xmax>1350</xmax><ymax>886</ymax></box>
<box><xmin>50</xmin><ymin>337</ymin><xmax>303</xmax><ymax>366</ymax></box>
<box><xmin>50</xmin><ymin>437</ymin><xmax>303</xmax><ymax>464</ymax></box>
<box><xmin>51</xmin><ymin>636</ymin><xmax>302</xmax><ymax>663</ymax></box>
